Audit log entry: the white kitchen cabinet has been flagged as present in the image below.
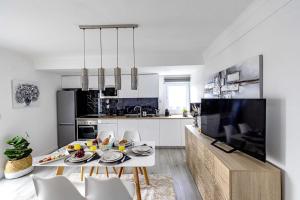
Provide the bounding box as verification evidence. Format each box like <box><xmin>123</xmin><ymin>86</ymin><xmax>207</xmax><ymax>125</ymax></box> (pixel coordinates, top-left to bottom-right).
<box><xmin>117</xmin><ymin>119</ymin><xmax>138</xmax><ymax>139</ymax></box>
<box><xmin>138</xmin><ymin>119</ymin><xmax>160</xmax><ymax>146</ymax></box>
<box><xmin>118</xmin><ymin>75</ymin><xmax>138</xmax><ymax>98</ymax></box>
<box><xmin>159</xmin><ymin>119</ymin><xmax>181</xmax><ymax>146</ymax></box>
<box><xmin>89</xmin><ymin>76</ymin><xmax>98</xmax><ymax>89</ymax></box>
<box><xmin>61</xmin><ymin>76</ymin><xmax>81</xmax><ymax>88</ymax></box>
<box><xmin>138</xmin><ymin>74</ymin><xmax>159</xmax><ymax>98</ymax></box>
<box><xmin>105</xmin><ymin>75</ymin><xmax>115</xmax><ymax>86</ymax></box>
<box><xmin>180</xmin><ymin>118</ymin><xmax>194</xmax><ymax>146</ymax></box>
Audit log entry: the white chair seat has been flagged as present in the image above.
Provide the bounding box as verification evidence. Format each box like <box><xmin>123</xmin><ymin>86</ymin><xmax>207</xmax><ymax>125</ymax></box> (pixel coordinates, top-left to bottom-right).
<box><xmin>31</xmin><ymin>175</ymin><xmax>86</xmax><ymax>200</ymax></box>
<box><xmin>85</xmin><ymin>177</ymin><xmax>135</xmax><ymax>200</ymax></box>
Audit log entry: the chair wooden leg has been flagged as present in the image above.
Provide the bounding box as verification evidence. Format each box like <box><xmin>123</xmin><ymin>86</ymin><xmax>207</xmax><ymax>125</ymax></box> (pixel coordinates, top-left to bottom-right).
<box><xmin>56</xmin><ymin>166</ymin><xmax>64</xmax><ymax>176</ymax></box>
<box><xmin>118</xmin><ymin>167</ymin><xmax>124</xmax><ymax>178</ymax></box>
<box><xmin>96</xmin><ymin>167</ymin><xmax>99</xmax><ymax>175</ymax></box>
<box><xmin>89</xmin><ymin>167</ymin><xmax>95</xmax><ymax>176</ymax></box>
<box><xmin>133</xmin><ymin>167</ymin><xmax>142</xmax><ymax>200</ymax></box>
<box><xmin>113</xmin><ymin>167</ymin><xmax>118</xmax><ymax>175</ymax></box>
<box><xmin>80</xmin><ymin>166</ymin><xmax>85</xmax><ymax>181</ymax></box>
<box><xmin>105</xmin><ymin>167</ymin><xmax>109</xmax><ymax>178</ymax></box>
<box><xmin>142</xmin><ymin>167</ymin><xmax>150</xmax><ymax>185</ymax></box>
<box><xmin>139</xmin><ymin>167</ymin><xmax>143</xmax><ymax>175</ymax></box>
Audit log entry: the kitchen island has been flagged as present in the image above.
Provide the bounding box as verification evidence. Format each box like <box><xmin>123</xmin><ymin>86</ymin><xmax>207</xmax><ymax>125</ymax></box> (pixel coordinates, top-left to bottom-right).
<box><xmin>77</xmin><ymin>115</ymin><xmax>193</xmax><ymax>147</ymax></box>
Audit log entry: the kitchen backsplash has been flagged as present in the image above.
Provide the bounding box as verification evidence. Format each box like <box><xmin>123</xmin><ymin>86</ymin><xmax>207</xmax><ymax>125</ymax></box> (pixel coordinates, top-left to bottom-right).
<box><xmin>100</xmin><ymin>98</ymin><xmax>159</xmax><ymax>115</ymax></box>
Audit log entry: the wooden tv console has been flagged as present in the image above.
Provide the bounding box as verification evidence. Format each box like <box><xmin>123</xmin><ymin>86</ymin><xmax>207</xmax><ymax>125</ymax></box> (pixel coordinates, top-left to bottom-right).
<box><xmin>185</xmin><ymin>125</ymin><xmax>281</xmax><ymax>200</ymax></box>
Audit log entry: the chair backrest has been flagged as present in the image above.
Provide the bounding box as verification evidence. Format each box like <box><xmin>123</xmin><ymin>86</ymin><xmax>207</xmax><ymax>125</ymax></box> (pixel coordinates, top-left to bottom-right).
<box><xmin>31</xmin><ymin>175</ymin><xmax>86</xmax><ymax>200</ymax></box>
<box><xmin>97</xmin><ymin>131</ymin><xmax>115</xmax><ymax>143</ymax></box>
<box><xmin>123</xmin><ymin>130</ymin><xmax>141</xmax><ymax>142</ymax></box>
<box><xmin>85</xmin><ymin>177</ymin><xmax>134</xmax><ymax>200</ymax></box>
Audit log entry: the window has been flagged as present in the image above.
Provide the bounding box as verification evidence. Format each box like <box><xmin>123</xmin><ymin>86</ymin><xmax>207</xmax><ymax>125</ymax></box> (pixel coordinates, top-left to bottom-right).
<box><xmin>165</xmin><ymin>81</ymin><xmax>190</xmax><ymax>114</ymax></box>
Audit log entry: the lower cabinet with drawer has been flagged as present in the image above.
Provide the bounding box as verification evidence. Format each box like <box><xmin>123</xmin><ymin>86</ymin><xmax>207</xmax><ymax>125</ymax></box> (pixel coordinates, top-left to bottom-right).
<box><xmin>185</xmin><ymin>125</ymin><xmax>281</xmax><ymax>200</ymax></box>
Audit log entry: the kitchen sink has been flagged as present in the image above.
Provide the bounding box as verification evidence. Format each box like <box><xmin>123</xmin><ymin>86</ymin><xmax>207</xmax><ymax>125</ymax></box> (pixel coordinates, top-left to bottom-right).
<box><xmin>125</xmin><ymin>114</ymin><xmax>140</xmax><ymax>118</ymax></box>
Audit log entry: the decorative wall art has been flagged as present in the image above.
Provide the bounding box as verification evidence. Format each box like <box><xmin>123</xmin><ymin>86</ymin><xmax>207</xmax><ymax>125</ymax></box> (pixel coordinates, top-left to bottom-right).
<box><xmin>204</xmin><ymin>55</ymin><xmax>263</xmax><ymax>99</ymax></box>
<box><xmin>12</xmin><ymin>80</ymin><xmax>40</xmax><ymax>108</ymax></box>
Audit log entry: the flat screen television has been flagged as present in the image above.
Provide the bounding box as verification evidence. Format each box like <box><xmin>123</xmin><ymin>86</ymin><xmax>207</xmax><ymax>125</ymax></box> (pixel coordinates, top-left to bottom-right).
<box><xmin>201</xmin><ymin>99</ymin><xmax>266</xmax><ymax>162</ymax></box>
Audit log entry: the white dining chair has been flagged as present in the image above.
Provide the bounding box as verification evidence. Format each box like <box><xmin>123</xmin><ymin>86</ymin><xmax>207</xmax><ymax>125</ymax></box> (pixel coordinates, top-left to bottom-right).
<box><xmin>123</xmin><ymin>130</ymin><xmax>141</xmax><ymax>142</ymax></box>
<box><xmin>85</xmin><ymin>177</ymin><xmax>135</xmax><ymax>200</ymax></box>
<box><xmin>89</xmin><ymin>131</ymin><xmax>118</xmax><ymax>178</ymax></box>
<box><xmin>118</xmin><ymin>130</ymin><xmax>149</xmax><ymax>186</ymax></box>
<box><xmin>31</xmin><ymin>175</ymin><xmax>86</xmax><ymax>200</ymax></box>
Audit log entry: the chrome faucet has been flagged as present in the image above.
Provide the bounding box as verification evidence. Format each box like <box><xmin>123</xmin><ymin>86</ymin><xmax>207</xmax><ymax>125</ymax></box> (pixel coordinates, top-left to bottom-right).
<box><xmin>134</xmin><ymin>106</ymin><xmax>142</xmax><ymax>117</ymax></box>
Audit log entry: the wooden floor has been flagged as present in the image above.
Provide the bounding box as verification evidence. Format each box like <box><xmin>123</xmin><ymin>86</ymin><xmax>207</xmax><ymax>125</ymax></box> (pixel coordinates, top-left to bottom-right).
<box><xmin>0</xmin><ymin>149</ymin><xmax>202</xmax><ymax>200</ymax></box>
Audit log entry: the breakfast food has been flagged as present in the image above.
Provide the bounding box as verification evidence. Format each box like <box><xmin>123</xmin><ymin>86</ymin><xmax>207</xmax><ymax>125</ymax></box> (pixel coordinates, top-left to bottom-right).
<box><xmin>39</xmin><ymin>153</ymin><xmax>65</xmax><ymax>164</ymax></box>
<box><xmin>119</xmin><ymin>139</ymin><xmax>128</xmax><ymax>145</ymax></box>
<box><xmin>75</xmin><ymin>149</ymin><xmax>85</xmax><ymax>158</ymax></box>
<box><xmin>102</xmin><ymin>135</ymin><xmax>111</xmax><ymax>145</ymax></box>
<box><xmin>66</xmin><ymin>145</ymin><xmax>74</xmax><ymax>150</ymax></box>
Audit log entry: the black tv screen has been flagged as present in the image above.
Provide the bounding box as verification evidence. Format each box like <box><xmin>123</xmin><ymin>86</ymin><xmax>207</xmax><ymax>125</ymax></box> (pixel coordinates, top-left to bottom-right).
<box><xmin>201</xmin><ymin>99</ymin><xmax>266</xmax><ymax>162</ymax></box>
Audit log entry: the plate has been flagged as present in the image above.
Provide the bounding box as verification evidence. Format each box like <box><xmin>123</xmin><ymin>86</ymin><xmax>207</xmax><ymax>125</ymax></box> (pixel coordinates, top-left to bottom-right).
<box><xmin>38</xmin><ymin>153</ymin><xmax>66</xmax><ymax>165</ymax></box>
<box><xmin>100</xmin><ymin>151</ymin><xmax>123</xmax><ymax>163</ymax></box>
<box><xmin>132</xmin><ymin>145</ymin><xmax>152</xmax><ymax>153</ymax></box>
<box><xmin>69</xmin><ymin>152</ymin><xmax>94</xmax><ymax>163</ymax></box>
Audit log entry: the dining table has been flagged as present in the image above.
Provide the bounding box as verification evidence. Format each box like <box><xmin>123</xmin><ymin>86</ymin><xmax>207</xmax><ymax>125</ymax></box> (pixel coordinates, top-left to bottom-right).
<box><xmin>33</xmin><ymin>141</ymin><xmax>155</xmax><ymax>200</ymax></box>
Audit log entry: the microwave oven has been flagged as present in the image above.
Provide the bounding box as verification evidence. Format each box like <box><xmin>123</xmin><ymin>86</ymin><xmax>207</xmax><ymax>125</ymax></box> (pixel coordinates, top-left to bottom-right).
<box><xmin>100</xmin><ymin>86</ymin><xmax>118</xmax><ymax>98</ymax></box>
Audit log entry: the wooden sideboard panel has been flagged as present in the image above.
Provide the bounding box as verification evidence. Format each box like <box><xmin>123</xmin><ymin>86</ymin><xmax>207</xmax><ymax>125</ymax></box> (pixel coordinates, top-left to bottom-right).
<box><xmin>185</xmin><ymin>125</ymin><xmax>281</xmax><ymax>200</ymax></box>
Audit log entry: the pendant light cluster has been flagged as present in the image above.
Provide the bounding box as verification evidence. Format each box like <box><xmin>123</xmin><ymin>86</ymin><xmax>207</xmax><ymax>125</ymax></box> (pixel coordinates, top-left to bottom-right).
<box><xmin>79</xmin><ymin>24</ymin><xmax>139</xmax><ymax>91</ymax></box>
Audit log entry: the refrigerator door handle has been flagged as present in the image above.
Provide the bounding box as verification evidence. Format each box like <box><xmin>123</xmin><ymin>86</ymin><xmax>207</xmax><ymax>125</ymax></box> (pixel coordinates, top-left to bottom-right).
<box><xmin>59</xmin><ymin>123</ymin><xmax>75</xmax><ymax>125</ymax></box>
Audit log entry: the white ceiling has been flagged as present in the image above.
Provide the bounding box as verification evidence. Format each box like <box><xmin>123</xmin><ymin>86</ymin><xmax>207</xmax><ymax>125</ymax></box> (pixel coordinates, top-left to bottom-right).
<box><xmin>0</xmin><ymin>0</ymin><xmax>252</xmax><ymax>72</ymax></box>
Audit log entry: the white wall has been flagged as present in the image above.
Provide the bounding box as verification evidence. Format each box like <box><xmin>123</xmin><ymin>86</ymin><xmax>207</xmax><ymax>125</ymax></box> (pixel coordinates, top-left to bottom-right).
<box><xmin>202</xmin><ymin>0</ymin><xmax>299</xmax><ymax>199</ymax></box>
<box><xmin>190</xmin><ymin>68</ymin><xmax>205</xmax><ymax>103</ymax></box>
<box><xmin>0</xmin><ymin>47</ymin><xmax>61</xmax><ymax>178</ymax></box>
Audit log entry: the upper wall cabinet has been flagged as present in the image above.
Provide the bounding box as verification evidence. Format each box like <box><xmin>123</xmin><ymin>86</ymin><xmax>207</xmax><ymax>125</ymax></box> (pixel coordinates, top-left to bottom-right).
<box><xmin>61</xmin><ymin>74</ymin><xmax>159</xmax><ymax>98</ymax></box>
<box><xmin>61</xmin><ymin>76</ymin><xmax>81</xmax><ymax>89</ymax></box>
<box><xmin>138</xmin><ymin>74</ymin><xmax>159</xmax><ymax>98</ymax></box>
<box><xmin>119</xmin><ymin>75</ymin><xmax>138</xmax><ymax>98</ymax></box>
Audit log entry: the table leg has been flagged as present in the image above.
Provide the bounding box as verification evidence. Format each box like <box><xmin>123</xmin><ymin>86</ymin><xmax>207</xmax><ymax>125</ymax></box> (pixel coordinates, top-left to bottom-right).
<box><xmin>139</xmin><ymin>167</ymin><xmax>143</xmax><ymax>175</ymax></box>
<box><xmin>142</xmin><ymin>167</ymin><xmax>150</xmax><ymax>185</ymax></box>
<box><xmin>105</xmin><ymin>167</ymin><xmax>109</xmax><ymax>178</ymax></box>
<box><xmin>96</xmin><ymin>167</ymin><xmax>99</xmax><ymax>175</ymax></box>
<box><xmin>80</xmin><ymin>166</ymin><xmax>85</xmax><ymax>181</ymax></box>
<box><xmin>133</xmin><ymin>167</ymin><xmax>142</xmax><ymax>200</ymax></box>
<box><xmin>89</xmin><ymin>167</ymin><xmax>95</xmax><ymax>176</ymax></box>
<box><xmin>113</xmin><ymin>167</ymin><xmax>118</xmax><ymax>175</ymax></box>
<box><xmin>56</xmin><ymin>166</ymin><xmax>64</xmax><ymax>176</ymax></box>
<box><xmin>118</xmin><ymin>167</ymin><xmax>124</xmax><ymax>178</ymax></box>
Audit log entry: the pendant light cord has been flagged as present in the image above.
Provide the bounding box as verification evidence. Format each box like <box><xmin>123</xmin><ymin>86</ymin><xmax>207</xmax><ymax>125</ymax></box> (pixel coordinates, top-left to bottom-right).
<box><xmin>116</xmin><ymin>28</ymin><xmax>119</xmax><ymax>68</ymax></box>
<box><xmin>100</xmin><ymin>28</ymin><xmax>103</xmax><ymax>68</ymax></box>
<box><xmin>133</xmin><ymin>27</ymin><xmax>136</xmax><ymax>68</ymax></box>
<box><xmin>83</xmin><ymin>28</ymin><xmax>86</xmax><ymax>69</ymax></box>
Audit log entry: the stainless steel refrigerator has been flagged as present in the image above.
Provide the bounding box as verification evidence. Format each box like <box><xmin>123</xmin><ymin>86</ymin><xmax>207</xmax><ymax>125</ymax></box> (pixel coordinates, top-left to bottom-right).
<box><xmin>57</xmin><ymin>90</ymin><xmax>76</xmax><ymax>148</ymax></box>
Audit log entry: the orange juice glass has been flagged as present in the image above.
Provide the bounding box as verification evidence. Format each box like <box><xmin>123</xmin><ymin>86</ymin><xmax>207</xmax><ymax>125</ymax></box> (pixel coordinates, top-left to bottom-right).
<box><xmin>90</xmin><ymin>145</ymin><xmax>97</xmax><ymax>151</ymax></box>
<box><xmin>87</xmin><ymin>140</ymin><xmax>93</xmax><ymax>147</ymax></box>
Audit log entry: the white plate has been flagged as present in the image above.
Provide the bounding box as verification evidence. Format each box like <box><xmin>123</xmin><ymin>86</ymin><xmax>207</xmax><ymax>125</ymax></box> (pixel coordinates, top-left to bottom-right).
<box><xmin>38</xmin><ymin>154</ymin><xmax>66</xmax><ymax>165</ymax></box>
<box><xmin>69</xmin><ymin>152</ymin><xmax>94</xmax><ymax>163</ymax></box>
<box><xmin>132</xmin><ymin>148</ymin><xmax>153</xmax><ymax>156</ymax></box>
<box><xmin>100</xmin><ymin>151</ymin><xmax>123</xmax><ymax>163</ymax></box>
<box><xmin>132</xmin><ymin>145</ymin><xmax>152</xmax><ymax>153</ymax></box>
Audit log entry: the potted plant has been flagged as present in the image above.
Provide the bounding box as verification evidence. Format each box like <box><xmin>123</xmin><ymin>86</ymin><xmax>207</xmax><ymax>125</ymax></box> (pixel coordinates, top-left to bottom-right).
<box><xmin>182</xmin><ymin>108</ymin><xmax>188</xmax><ymax>117</ymax></box>
<box><xmin>4</xmin><ymin>135</ymin><xmax>33</xmax><ymax>179</ymax></box>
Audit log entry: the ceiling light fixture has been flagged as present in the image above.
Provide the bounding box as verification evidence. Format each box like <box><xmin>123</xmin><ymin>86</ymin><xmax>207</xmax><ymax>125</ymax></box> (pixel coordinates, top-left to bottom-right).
<box><xmin>98</xmin><ymin>28</ymin><xmax>105</xmax><ymax>91</ymax></box>
<box><xmin>81</xmin><ymin>28</ymin><xmax>89</xmax><ymax>91</ymax></box>
<box><xmin>114</xmin><ymin>28</ymin><xmax>121</xmax><ymax>90</ymax></box>
<box><xmin>131</xmin><ymin>27</ymin><xmax>138</xmax><ymax>90</ymax></box>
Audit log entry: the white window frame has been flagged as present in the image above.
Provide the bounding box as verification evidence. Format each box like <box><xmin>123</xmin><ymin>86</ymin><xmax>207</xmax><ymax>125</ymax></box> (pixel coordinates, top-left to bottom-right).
<box><xmin>164</xmin><ymin>81</ymin><xmax>190</xmax><ymax>114</ymax></box>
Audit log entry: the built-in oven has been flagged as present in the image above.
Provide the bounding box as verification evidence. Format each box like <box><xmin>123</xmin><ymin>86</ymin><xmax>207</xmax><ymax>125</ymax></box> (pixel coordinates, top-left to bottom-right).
<box><xmin>77</xmin><ymin>119</ymin><xmax>98</xmax><ymax>140</ymax></box>
<box><xmin>100</xmin><ymin>86</ymin><xmax>118</xmax><ymax>98</ymax></box>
